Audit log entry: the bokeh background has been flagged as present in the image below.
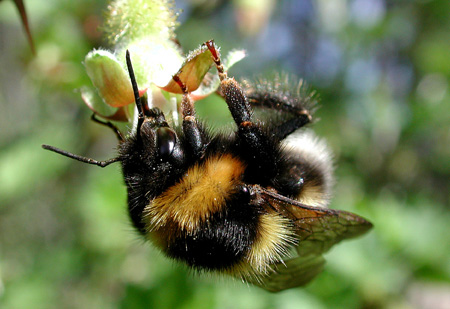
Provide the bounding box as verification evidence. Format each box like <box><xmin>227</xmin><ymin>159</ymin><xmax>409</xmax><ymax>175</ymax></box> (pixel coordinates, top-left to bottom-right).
<box><xmin>0</xmin><ymin>0</ymin><xmax>449</xmax><ymax>308</ymax></box>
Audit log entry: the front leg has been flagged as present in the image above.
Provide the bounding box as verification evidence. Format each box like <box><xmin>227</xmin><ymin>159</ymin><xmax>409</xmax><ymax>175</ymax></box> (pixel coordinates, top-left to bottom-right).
<box><xmin>206</xmin><ymin>40</ymin><xmax>252</xmax><ymax>126</ymax></box>
<box><xmin>172</xmin><ymin>75</ymin><xmax>208</xmax><ymax>160</ymax></box>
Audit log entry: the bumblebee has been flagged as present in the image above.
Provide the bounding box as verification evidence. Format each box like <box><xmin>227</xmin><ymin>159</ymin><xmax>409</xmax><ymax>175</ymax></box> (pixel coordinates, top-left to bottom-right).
<box><xmin>43</xmin><ymin>40</ymin><xmax>372</xmax><ymax>292</ymax></box>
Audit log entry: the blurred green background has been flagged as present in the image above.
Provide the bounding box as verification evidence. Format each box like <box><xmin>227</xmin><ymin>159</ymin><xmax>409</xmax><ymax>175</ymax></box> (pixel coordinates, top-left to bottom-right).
<box><xmin>0</xmin><ymin>0</ymin><xmax>449</xmax><ymax>308</ymax></box>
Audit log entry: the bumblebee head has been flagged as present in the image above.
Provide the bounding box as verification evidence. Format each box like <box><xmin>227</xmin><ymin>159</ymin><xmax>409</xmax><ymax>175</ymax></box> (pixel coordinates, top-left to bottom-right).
<box><xmin>138</xmin><ymin>108</ymin><xmax>184</xmax><ymax>164</ymax></box>
<box><xmin>125</xmin><ymin>51</ymin><xmax>184</xmax><ymax>166</ymax></box>
<box><xmin>119</xmin><ymin>52</ymin><xmax>187</xmax><ymax>233</ymax></box>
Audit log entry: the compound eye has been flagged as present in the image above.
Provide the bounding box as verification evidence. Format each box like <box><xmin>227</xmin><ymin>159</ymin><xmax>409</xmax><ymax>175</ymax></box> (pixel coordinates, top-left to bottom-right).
<box><xmin>156</xmin><ymin>127</ymin><xmax>177</xmax><ymax>157</ymax></box>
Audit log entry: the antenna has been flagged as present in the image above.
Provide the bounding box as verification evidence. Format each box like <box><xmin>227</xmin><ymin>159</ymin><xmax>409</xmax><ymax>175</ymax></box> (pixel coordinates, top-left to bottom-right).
<box><xmin>126</xmin><ymin>50</ymin><xmax>146</xmax><ymax>129</ymax></box>
<box><xmin>41</xmin><ymin>144</ymin><xmax>119</xmax><ymax>167</ymax></box>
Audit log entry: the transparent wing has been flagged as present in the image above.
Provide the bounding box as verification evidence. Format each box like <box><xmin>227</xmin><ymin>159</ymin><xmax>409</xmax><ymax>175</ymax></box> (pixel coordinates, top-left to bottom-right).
<box><xmin>248</xmin><ymin>185</ymin><xmax>372</xmax><ymax>292</ymax></box>
<box><xmin>257</xmin><ymin>186</ymin><xmax>372</xmax><ymax>255</ymax></box>
<box><xmin>246</xmin><ymin>254</ymin><xmax>326</xmax><ymax>293</ymax></box>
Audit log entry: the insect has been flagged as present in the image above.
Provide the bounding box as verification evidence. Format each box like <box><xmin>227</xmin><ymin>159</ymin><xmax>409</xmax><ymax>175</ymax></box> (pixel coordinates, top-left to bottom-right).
<box><xmin>43</xmin><ymin>40</ymin><xmax>372</xmax><ymax>292</ymax></box>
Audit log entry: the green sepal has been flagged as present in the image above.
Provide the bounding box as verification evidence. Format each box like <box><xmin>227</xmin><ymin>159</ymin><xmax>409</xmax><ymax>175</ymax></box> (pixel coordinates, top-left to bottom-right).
<box><xmin>85</xmin><ymin>50</ymin><xmax>137</xmax><ymax>108</ymax></box>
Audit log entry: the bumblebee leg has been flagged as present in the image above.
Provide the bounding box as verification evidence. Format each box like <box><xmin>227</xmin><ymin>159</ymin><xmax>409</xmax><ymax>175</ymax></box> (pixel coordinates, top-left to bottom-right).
<box><xmin>250</xmin><ymin>92</ymin><xmax>312</xmax><ymax>139</ymax></box>
<box><xmin>271</xmin><ymin>114</ymin><xmax>312</xmax><ymax>140</ymax></box>
<box><xmin>246</xmin><ymin>91</ymin><xmax>312</xmax><ymax>140</ymax></box>
<box><xmin>246</xmin><ymin>84</ymin><xmax>313</xmax><ymax>117</ymax></box>
<box><xmin>172</xmin><ymin>75</ymin><xmax>207</xmax><ymax>159</ymax></box>
<box><xmin>206</xmin><ymin>40</ymin><xmax>281</xmax><ymax>181</ymax></box>
<box><xmin>206</xmin><ymin>40</ymin><xmax>252</xmax><ymax>126</ymax></box>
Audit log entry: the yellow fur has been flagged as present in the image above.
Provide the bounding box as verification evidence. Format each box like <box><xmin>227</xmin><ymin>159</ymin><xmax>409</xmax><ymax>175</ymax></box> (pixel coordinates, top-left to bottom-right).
<box><xmin>143</xmin><ymin>154</ymin><xmax>246</xmax><ymax>233</ymax></box>
<box><xmin>297</xmin><ymin>183</ymin><xmax>328</xmax><ymax>207</ymax></box>
<box><xmin>246</xmin><ymin>213</ymin><xmax>295</xmax><ymax>274</ymax></box>
<box><xmin>219</xmin><ymin>213</ymin><xmax>295</xmax><ymax>281</ymax></box>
